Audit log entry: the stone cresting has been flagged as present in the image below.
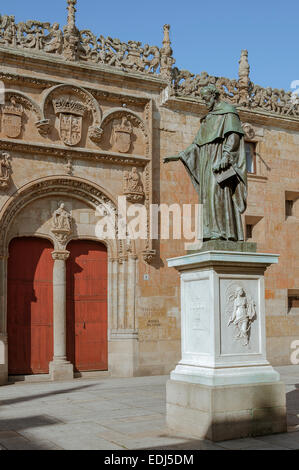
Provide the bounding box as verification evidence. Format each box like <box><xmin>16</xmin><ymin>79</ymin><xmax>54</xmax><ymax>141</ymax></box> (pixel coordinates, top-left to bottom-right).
<box><xmin>0</xmin><ymin>1</ymin><xmax>298</xmax><ymax>118</ymax></box>
<box><xmin>170</xmin><ymin>51</ymin><xmax>299</xmax><ymax>118</ymax></box>
<box><xmin>0</xmin><ymin>0</ymin><xmax>174</xmax><ymax>78</ymax></box>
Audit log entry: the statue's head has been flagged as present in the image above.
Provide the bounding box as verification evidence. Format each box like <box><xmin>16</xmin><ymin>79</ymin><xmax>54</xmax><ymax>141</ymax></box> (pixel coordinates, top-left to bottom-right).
<box><xmin>200</xmin><ymin>84</ymin><xmax>220</xmax><ymax>111</ymax></box>
<box><xmin>236</xmin><ymin>287</ymin><xmax>245</xmax><ymax>297</ymax></box>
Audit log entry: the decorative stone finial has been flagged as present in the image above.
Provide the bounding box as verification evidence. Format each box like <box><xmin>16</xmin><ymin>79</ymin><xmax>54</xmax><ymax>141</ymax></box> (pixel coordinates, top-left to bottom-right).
<box><xmin>160</xmin><ymin>24</ymin><xmax>175</xmax><ymax>80</ymax></box>
<box><xmin>63</xmin><ymin>0</ymin><xmax>80</xmax><ymax>61</ymax></box>
<box><xmin>238</xmin><ymin>49</ymin><xmax>250</xmax><ymax>107</ymax></box>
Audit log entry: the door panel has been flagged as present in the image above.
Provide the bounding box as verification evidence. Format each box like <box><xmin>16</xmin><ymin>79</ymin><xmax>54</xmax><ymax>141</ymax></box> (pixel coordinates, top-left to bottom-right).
<box><xmin>7</xmin><ymin>237</ymin><xmax>54</xmax><ymax>375</ymax></box>
<box><xmin>66</xmin><ymin>240</ymin><xmax>108</xmax><ymax>372</ymax></box>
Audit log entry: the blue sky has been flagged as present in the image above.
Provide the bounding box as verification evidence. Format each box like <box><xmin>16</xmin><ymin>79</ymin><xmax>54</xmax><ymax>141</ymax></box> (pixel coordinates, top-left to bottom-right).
<box><xmin>1</xmin><ymin>0</ymin><xmax>298</xmax><ymax>91</ymax></box>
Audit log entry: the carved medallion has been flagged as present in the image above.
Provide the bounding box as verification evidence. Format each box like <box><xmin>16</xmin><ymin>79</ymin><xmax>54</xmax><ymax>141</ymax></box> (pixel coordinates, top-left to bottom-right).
<box><xmin>53</xmin><ymin>98</ymin><xmax>87</xmax><ymax>146</ymax></box>
<box><xmin>112</xmin><ymin>117</ymin><xmax>133</xmax><ymax>153</ymax></box>
<box><xmin>2</xmin><ymin>97</ymin><xmax>23</xmax><ymax>138</ymax></box>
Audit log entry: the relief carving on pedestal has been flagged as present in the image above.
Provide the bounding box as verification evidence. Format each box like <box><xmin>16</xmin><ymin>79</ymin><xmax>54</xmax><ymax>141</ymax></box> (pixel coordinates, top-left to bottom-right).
<box><xmin>51</xmin><ymin>202</ymin><xmax>73</xmax><ymax>250</ymax></box>
<box><xmin>0</xmin><ymin>152</ymin><xmax>12</xmax><ymax>189</ymax></box>
<box><xmin>123</xmin><ymin>167</ymin><xmax>144</xmax><ymax>203</ymax></box>
<box><xmin>226</xmin><ymin>284</ymin><xmax>257</xmax><ymax>346</ymax></box>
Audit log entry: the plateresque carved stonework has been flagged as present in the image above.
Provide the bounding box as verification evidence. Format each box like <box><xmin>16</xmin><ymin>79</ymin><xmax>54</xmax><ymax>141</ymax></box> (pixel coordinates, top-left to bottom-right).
<box><xmin>2</xmin><ymin>97</ymin><xmax>23</xmax><ymax>138</ymax></box>
<box><xmin>0</xmin><ymin>152</ymin><xmax>12</xmax><ymax>189</ymax></box>
<box><xmin>112</xmin><ymin>117</ymin><xmax>133</xmax><ymax>153</ymax></box>
<box><xmin>53</xmin><ymin>98</ymin><xmax>87</xmax><ymax>146</ymax></box>
<box><xmin>51</xmin><ymin>202</ymin><xmax>73</xmax><ymax>250</ymax></box>
<box><xmin>123</xmin><ymin>167</ymin><xmax>144</xmax><ymax>203</ymax></box>
<box><xmin>226</xmin><ymin>284</ymin><xmax>257</xmax><ymax>347</ymax></box>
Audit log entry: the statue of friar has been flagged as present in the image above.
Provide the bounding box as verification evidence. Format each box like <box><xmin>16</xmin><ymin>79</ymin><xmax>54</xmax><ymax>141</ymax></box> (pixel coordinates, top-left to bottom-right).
<box><xmin>164</xmin><ymin>84</ymin><xmax>247</xmax><ymax>241</ymax></box>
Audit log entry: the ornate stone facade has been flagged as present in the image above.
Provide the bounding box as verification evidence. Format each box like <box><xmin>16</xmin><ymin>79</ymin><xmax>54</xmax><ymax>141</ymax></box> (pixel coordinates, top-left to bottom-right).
<box><xmin>0</xmin><ymin>1</ymin><xmax>298</xmax><ymax>385</ymax></box>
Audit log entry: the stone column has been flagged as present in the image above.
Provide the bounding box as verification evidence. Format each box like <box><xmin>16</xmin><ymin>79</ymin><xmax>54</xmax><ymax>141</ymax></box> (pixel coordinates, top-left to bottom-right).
<box><xmin>118</xmin><ymin>257</ymin><xmax>127</xmax><ymax>329</ymax></box>
<box><xmin>49</xmin><ymin>250</ymin><xmax>73</xmax><ymax>381</ymax></box>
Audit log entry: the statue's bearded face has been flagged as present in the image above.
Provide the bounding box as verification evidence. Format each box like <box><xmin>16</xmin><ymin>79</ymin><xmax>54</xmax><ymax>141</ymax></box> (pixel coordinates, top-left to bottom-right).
<box><xmin>201</xmin><ymin>90</ymin><xmax>217</xmax><ymax>111</ymax></box>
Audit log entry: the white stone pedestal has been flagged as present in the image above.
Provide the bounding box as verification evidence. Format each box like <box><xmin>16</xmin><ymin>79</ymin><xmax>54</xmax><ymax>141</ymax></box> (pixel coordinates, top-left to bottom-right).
<box><xmin>166</xmin><ymin>250</ymin><xmax>287</xmax><ymax>441</ymax></box>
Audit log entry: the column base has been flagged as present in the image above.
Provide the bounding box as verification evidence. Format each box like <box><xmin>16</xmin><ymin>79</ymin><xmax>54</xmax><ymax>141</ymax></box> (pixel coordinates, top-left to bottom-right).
<box><xmin>166</xmin><ymin>379</ymin><xmax>287</xmax><ymax>442</ymax></box>
<box><xmin>171</xmin><ymin>363</ymin><xmax>280</xmax><ymax>387</ymax></box>
<box><xmin>49</xmin><ymin>360</ymin><xmax>74</xmax><ymax>381</ymax></box>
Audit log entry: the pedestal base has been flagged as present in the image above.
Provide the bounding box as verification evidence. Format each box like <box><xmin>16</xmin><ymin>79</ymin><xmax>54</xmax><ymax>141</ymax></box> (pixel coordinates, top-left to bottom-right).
<box><xmin>167</xmin><ymin>380</ymin><xmax>287</xmax><ymax>442</ymax></box>
<box><xmin>49</xmin><ymin>360</ymin><xmax>74</xmax><ymax>381</ymax></box>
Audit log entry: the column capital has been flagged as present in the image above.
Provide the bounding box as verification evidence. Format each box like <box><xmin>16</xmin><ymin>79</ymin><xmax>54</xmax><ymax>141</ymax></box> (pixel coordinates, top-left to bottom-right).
<box><xmin>52</xmin><ymin>250</ymin><xmax>70</xmax><ymax>261</ymax></box>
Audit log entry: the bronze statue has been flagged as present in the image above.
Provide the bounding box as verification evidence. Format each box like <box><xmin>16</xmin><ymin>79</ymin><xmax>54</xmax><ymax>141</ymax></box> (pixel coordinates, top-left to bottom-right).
<box><xmin>164</xmin><ymin>84</ymin><xmax>247</xmax><ymax>241</ymax></box>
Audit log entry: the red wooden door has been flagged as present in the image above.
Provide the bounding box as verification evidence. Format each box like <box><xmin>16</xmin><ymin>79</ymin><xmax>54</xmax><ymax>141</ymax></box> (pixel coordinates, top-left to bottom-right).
<box><xmin>66</xmin><ymin>240</ymin><xmax>108</xmax><ymax>372</ymax></box>
<box><xmin>7</xmin><ymin>238</ymin><xmax>54</xmax><ymax>375</ymax></box>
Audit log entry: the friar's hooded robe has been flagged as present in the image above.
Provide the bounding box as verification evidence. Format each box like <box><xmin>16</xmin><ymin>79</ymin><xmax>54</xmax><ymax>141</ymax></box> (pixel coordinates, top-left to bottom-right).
<box><xmin>179</xmin><ymin>101</ymin><xmax>247</xmax><ymax>241</ymax></box>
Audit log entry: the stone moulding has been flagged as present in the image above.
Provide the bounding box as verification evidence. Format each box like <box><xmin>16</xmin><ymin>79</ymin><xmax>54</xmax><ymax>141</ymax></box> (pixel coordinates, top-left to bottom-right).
<box><xmin>0</xmin><ymin>139</ymin><xmax>150</xmax><ymax>167</ymax></box>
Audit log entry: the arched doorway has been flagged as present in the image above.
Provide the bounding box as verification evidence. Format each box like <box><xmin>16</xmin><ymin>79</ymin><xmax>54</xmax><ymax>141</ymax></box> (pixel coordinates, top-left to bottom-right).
<box><xmin>66</xmin><ymin>240</ymin><xmax>108</xmax><ymax>372</ymax></box>
<box><xmin>7</xmin><ymin>237</ymin><xmax>54</xmax><ymax>375</ymax></box>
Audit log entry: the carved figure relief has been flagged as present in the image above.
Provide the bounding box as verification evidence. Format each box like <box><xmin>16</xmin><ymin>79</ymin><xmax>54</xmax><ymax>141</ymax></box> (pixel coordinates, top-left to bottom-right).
<box><xmin>226</xmin><ymin>284</ymin><xmax>257</xmax><ymax>346</ymax></box>
<box><xmin>2</xmin><ymin>97</ymin><xmax>23</xmax><ymax>138</ymax></box>
<box><xmin>112</xmin><ymin>117</ymin><xmax>133</xmax><ymax>153</ymax></box>
<box><xmin>51</xmin><ymin>202</ymin><xmax>73</xmax><ymax>249</ymax></box>
<box><xmin>53</xmin><ymin>98</ymin><xmax>87</xmax><ymax>146</ymax></box>
<box><xmin>0</xmin><ymin>152</ymin><xmax>12</xmax><ymax>189</ymax></box>
<box><xmin>123</xmin><ymin>167</ymin><xmax>144</xmax><ymax>203</ymax></box>
<box><xmin>242</xmin><ymin>123</ymin><xmax>256</xmax><ymax>140</ymax></box>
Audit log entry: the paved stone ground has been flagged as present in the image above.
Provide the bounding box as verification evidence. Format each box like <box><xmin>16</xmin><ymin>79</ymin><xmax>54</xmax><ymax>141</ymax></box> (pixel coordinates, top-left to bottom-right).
<box><xmin>0</xmin><ymin>365</ymin><xmax>298</xmax><ymax>450</ymax></box>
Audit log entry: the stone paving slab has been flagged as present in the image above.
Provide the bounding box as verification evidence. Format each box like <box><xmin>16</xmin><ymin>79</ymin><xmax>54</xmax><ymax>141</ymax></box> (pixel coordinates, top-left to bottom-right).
<box><xmin>0</xmin><ymin>366</ymin><xmax>298</xmax><ymax>450</ymax></box>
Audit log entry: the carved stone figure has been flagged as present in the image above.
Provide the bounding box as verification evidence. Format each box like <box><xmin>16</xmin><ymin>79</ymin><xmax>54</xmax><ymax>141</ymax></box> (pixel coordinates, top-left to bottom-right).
<box><xmin>0</xmin><ymin>152</ymin><xmax>12</xmax><ymax>189</ymax></box>
<box><xmin>164</xmin><ymin>84</ymin><xmax>247</xmax><ymax>241</ymax></box>
<box><xmin>44</xmin><ymin>23</ymin><xmax>63</xmax><ymax>53</ymax></box>
<box><xmin>51</xmin><ymin>202</ymin><xmax>72</xmax><ymax>249</ymax></box>
<box><xmin>2</xmin><ymin>97</ymin><xmax>23</xmax><ymax>138</ymax></box>
<box><xmin>53</xmin><ymin>98</ymin><xmax>87</xmax><ymax>146</ymax></box>
<box><xmin>112</xmin><ymin>117</ymin><xmax>133</xmax><ymax>153</ymax></box>
<box><xmin>123</xmin><ymin>167</ymin><xmax>144</xmax><ymax>202</ymax></box>
<box><xmin>53</xmin><ymin>202</ymin><xmax>72</xmax><ymax>230</ymax></box>
<box><xmin>226</xmin><ymin>286</ymin><xmax>257</xmax><ymax>346</ymax></box>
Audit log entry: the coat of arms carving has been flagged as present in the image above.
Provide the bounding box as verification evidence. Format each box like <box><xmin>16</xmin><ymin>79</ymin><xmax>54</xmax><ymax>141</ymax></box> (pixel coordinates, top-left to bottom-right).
<box><xmin>2</xmin><ymin>97</ymin><xmax>23</xmax><ymax>138</ymax></box>
<box><xmin>112</xmin><ymin>117</ymin><xmax>133</xmax><ymax>153</ymax></box>
<box><xmin>53</xmin><ymin>98</ymin><xmax>87</xmax><ymax>146</ymax></box>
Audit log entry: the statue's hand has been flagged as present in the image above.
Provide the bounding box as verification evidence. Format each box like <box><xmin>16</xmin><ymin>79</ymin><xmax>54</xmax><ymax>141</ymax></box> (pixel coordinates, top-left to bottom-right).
<box><xmin>163</xmin><ymin>155</ymin><xmax>181</xmax><ymax>164</ymax></box>
<box><xmin>220</xmin><ymin>155</ymin><xmax>230</xmax><ymax>171</ymax></box>
<box><xmin>213</xmin><ymin>162</ymin><xmax>221</xmax><ymax>173</ymax></box>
